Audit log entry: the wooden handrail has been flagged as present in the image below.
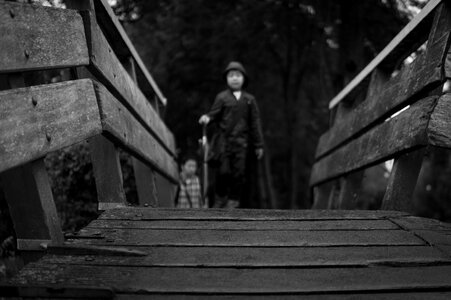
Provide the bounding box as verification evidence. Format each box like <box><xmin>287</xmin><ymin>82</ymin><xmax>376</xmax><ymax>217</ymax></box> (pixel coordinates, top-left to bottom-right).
<box><xmin>329</xmin><ymin>0</ymin><xmax>442</xmax><ymax>109</ymax></box>
<box><xmin>93</xmin><ymin>0</ymin><xmax>167</xmax><ymax>106</ymax></box>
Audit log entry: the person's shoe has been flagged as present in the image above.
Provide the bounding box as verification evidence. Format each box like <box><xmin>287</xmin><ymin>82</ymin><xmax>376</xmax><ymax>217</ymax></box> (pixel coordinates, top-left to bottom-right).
<box><xmin>226</xmin><ymin>199</ymin><xmax>239</xmax><ymax>209</ymax></box>
<box><xmin>212</xmin><ymin>195</ymin><xmax>228</xmax><ymax>208</ymax></box>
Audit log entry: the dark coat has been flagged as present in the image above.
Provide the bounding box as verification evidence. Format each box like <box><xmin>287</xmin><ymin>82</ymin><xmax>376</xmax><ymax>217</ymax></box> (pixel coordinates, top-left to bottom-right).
<box><xmin>206</xmin><ymin>89</ymin><xmax>264</xmax><ymax>149</ymax></box>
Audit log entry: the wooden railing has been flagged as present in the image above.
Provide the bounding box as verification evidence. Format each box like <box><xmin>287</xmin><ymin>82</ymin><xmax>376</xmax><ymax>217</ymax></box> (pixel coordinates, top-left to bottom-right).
<box><xmin>0</xmin><ymin>0</ymin><xmax>178</xmax><ymax>251</ymax></box>
<box><xmin>310</xmin><ymin>0</ymin><xmax>451</xmax><ymax>211</ymax></box>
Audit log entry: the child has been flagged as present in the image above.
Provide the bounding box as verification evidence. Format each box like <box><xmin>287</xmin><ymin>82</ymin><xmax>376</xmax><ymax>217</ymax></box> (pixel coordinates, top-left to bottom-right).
<box><xmin>176</xmin><ymin>156</ymin><xmax>204</xmax><ymax>208</ymax></box>
<box><xmin>199</xmin><ymin>61</ymin><xmax>264</xmax><ymax>208</ymax></box>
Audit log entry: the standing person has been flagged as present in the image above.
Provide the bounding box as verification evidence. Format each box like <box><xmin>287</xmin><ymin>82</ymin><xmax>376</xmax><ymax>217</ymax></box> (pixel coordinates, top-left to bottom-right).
<box><xmin>176</xmin><ymin>156</ymin><xmax>204</xmax><ymax>208</ymax></box>
<box><xmin>199</xmin><ymin>61</ymin><xmax>264</xmax><ymax>208</ymax></box>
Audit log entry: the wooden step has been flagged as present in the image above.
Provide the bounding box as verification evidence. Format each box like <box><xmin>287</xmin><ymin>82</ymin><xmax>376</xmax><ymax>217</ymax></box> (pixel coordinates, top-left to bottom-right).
<box><xmin>4</xmin><ymin>208</ymin><xmax>451</xmax><ymax>298</ymax></box>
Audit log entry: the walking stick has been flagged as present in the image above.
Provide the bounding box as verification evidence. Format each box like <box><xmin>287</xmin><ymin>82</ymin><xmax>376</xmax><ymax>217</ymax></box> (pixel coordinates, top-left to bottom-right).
<box><xmin>201</xmin><ymin>123</ymin><xmax>209</xmax><ymax>207</ymax></box>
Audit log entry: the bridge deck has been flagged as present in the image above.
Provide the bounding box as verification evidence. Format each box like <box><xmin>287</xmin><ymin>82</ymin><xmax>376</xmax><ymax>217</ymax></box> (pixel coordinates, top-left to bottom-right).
<box><xmin>5</xmin><ymin>208</ymin><xmax>451</xmax><ymax>299</ymax></box>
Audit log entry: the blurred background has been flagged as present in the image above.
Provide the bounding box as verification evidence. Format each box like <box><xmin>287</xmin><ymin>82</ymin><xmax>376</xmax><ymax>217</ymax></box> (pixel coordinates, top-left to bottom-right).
<box><xmin>2</xmin><ymin>1</ymin><xmax>451</xmax><ymax>271</ymax></box>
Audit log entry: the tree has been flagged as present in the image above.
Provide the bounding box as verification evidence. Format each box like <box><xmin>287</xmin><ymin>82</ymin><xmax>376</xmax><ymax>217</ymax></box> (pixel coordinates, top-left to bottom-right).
<box><xmin>121</xmin><ymin>0</ymin><xmax>418</xmax><ymax>208</ymax></box>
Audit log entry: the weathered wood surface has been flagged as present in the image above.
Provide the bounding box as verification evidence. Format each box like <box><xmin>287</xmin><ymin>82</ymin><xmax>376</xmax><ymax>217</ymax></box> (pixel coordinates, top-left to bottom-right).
<box><xmin>317</xmin><ymin>31</ymin><xmax>448</xmax><ymax>159</ymax></box>
<box><xmin>95</xmin><ymin>82</ymin><xmax>178</xmax><ymax>182</ymax></box>
<box><xmin>9</xmin><ymin>264</ymin><xmax>451</xmax><ymax>294</ymax></box>
<box><xmin>428</xmin><ymin>93</ymin><xmax>451</xmax><ymax>148</ymax></box>
<box><xmin>69</xmin><ymin>228</ymin><xmax>423</xmax><ymax>247</ymax></box>
<box><xmin>0</xmin><ymin>79</ymin><xmax>102</xmax><ymax>173</ymax></box>
<box><xmin>80</xmin><ymin>11</ymin><xmax>175</xmax><ymax>155</ymax></box>
<box><xmin>5</xmin><ymin>208</ymin><xmax>451</xmax><ymax>297</ymax></box>
<box><xmin>0</xmin><ymin>1</ymin><xmax>89</xmax><ymax>72</ymax></box>
<box><xmin>0</xmin><ymin>160</ymin><xmax>63</xmax><ymax>250</ymax></box>
<box><xmin>310</xmin><ymin>97</ymin><xmax>436</xmax><ymax>186</ymax></box>
<box><xmin>87</xmin><ymin>219</ymin><xmax>399</xmax><ymax>230</ymax></box>
<box><xmin>123</xmin><ymin>56</ymin><xmax>160</xmax><ymax>208</ymax></box>
<box><xmin>92</xmin><ymin>0</ymin><xmax>167</xmax><ymax>106</ymax></box>
<box><xmin>328</xmin><ymin>0</ymin><xmax>443</xmax><ymax>109</ymax></box>
<box><xmin>38</xmin><ymin>245</ymin><xmax>450</xmax><ymax>267</ymax></box>
<box><xmin>98</xmin><ymin>207</ymin><xmax>409</xmax><ymax>220</ymax></box>
<box><xmin>114</xmin><ymin>293</ymin><xmax>451</xmax><ymax>300</ymax></box>
<box><xmin>381</xmin><ymin>149</ymin><xmax>425</xmax><ymax>212</ymax></box>
<box><xmin>89</xmin><ymin>135</ymin><xmax>127</xmax><ymax>211</ymax></box>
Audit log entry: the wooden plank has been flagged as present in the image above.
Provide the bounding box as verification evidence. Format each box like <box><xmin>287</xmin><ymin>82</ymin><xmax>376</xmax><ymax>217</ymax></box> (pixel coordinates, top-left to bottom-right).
<box><xmin>38</xmin><ymin>245</ymin><xmax>450</xmax><ymax>268</ymax></box>
<box><xmin>428</xmin><ymin>94</ymin><xmax>451</xmax><ymax>147</ymax></box>
<box><xmin>0</xmin><ymin>1</ymin><xmax>89</xmax><ymax>72</ymax></box>
<box><xmin>328</xmin><ymin>0</ymin><xmax>442</xmax><ymax>109</ymax></box>
<box><xmin>310</xmin><ymin>97</ymin><xmax>436</xmax><ymax>186</ymax></box>
<box><xmin>389</xmin><ymin>216</ymin><xmax>451</xmax><ymax>231</ymax></box>
<box><xmin>407</xmin><ymin>230</ymin><xmax>451</xmax><ymax>257</ymax></box>
<box><xmin>0</xmin><ymin>284</ymin><xmax>114</xmax><ymax>299</ymax></box>
<box><xmin>0</xmin><ymin>73</ymin><xmax>64</xmax><ymax>253</ymax></box>
<box><xmin>336</xmin><ymin>170</ymin><xmax>364</xmax><ymax>209</ymax></box>
<box><xmin>98</xmin><ymin>208</ymin><xmax>410</xmax><ymax>221</ymax></box>
<box><xmin>92</xmin><ymin>0</ymin><xmax>167</xmax><ymax>106</ymax></box>
<box><xmin>94</xmin><ymin>82</ymin><xmax>178</xmax><ymax>182</ymax></box>
<box><xmin>0</xmin><ymin>160</ymin><xmax>63</xmax><ymax>250</ymax></box>
<box><xmin>132</xmin><ymin>158</ymin><xmax>159</xmax><ymax>207</ymax></box>
<box><xmin>80</xmin><ymin>11</ymin><xmax>175</xmax><ymax>155</ymax></box>
<box><xmin>154</xmin><ymin>171</ymin><xmax>177</xmax><ymax>207</ymax></box>
<box><xmin>312</xmin><ymin>181</ymin><xmax>333</xmax><ymax>209</ymax></box>
<box><xmin>9</xmin><ymin>264</ymin><xmax>451</xmax><ymax>294</ymax></box>
<box><xmin>86</xmin><ymin>219</ymin><xmax>399</xmax><ymax>231</ymax></box>
<box><xmin>116</xmin><ymin>292</ymin><xmax>451</xmax><ymax>300</ymax></box>
<box><xmin>0</xmin><ymin>79</ymin><xmax>102</xmax><ymax>173</ymax></box>
<box><xmin>70</xmin><ymin>228</ymin><xmax>423</xmax><ymax>247</ymax></box>
<box><xmin>123</xmin><ymin>56</ymin><xmax>159</xmax><ymax>208</ymax></box>
<box><xmin>381</xmin><ymin>149</ymin><xmax>425</xmax><ymax>212</ymax></box>
<box><xmin>317</xmin><ymin>33</ymin><xmax>448</xmax><ymax>159</ymax></box>
<box><xmin>88</xmin><ymin>135</ymin><xmax>127</xmax><ymax>211</ymax></box>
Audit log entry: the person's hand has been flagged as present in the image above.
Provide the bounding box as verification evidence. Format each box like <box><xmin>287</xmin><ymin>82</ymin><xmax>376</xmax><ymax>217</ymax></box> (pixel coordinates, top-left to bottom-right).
<box><xmin>255</xmin><ymin>148</ymin><xmax>264</xmax><ymax>160</ymax></box>
<box><xmin>199</xmin><ymin>115</ymin><xmax>210</xmax><ymax>125</ymax></box>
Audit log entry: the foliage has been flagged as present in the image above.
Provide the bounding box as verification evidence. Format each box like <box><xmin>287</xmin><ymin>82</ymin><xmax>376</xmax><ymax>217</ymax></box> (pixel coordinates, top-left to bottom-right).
<box><xmin>121</xmin><ymin>0</ymin><xmax>414</xmax><ymax>208</ymax></box>
<box><xmin>44</xmin><ymin>142</ymin><xmax>99</xmax><ymax>233</ymax></box>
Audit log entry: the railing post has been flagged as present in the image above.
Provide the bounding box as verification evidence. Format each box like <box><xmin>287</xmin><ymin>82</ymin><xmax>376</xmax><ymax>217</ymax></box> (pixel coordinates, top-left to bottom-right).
<box><xmin>66</xmin><ymin>0</ymin><xmax>127</xmax><ymax>211</ymax></box>
<box><xmin>0</xmin><ymin>74</ymin><xmax>63</xmax><ymax>251</ymax></box>
<box><xmin>381</xmin><ymin>148</ymin><xmax>425</xmax><ymax>212</ymax></box>
<box><xmin>123</xmin><ymin>57</ymin><xmax>159</xmax><ymax>207</ymax></box>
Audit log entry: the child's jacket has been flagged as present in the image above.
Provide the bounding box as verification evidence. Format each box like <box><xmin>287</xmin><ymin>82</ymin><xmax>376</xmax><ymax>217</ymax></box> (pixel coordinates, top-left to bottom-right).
<box><xmin>207</xmin><ymin>89</ymin><xmax>263</xmax><ymax>150</ymax></box>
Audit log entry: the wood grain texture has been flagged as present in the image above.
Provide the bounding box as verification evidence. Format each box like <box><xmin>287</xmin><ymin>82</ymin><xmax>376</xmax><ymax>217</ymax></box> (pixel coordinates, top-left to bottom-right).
<box><xmin>94</xmin><ymin>82</ymin><xmax>178</xmax><ymax>182</ymax></box>
<box><xmin>390</xmin><ymin>216</ymin><xmax>451</xmax><ymax>231</ymax></box>
<box><xmin>0</xmin><ymin>160</ymin><xmax>63</xmax><ymax>250</ymax></box>
<box><xmin>98</xmin><ymin>208</ymin><xmax>409</xmax><ymax>221</ymax></box>
<box><xmin>80</xmin><ymin>11</ymin><xmax>175</xmax><ymax>155</ymax></box>
<box><xmin>336</xmin><ymin>170</ymin><xmax>365</xmax><ymax>209</ymax></box>
<box><xmin>317</xmin><ymin>33</ymin><xmax>448</xmax><ymax>159</ymax></box>
<box><xmin>39</xmin><ymin>245</ymin><xmax>450</xmax><ymax>267</ymax></box>
<box><xmin>310</xmin><ymin>97</ymin><xmax>437</xmax><ymax>186</ymax></box>
<box><xmin>428</xmin><ymin>94</ymin><xmax>451</xmax><ymax>147</ymax></box>
<box><xmin>0</xmin><ymin>79</ymin><xmax>102</xmax><ymax>173</ymax></box>
<box><xmin>6</xmin><ymin>208</ymin><xmax>451</xmax><ymax>296</ymax></box>
<box><xmin>0</xmin><ymin>1</ymin><xmax>89</xmax><ymax>72</ymax></box>
<box><xmin>86</xmin><ymin>219</ymin><xmax>399</xmax><ymax>231</ymax></box>
<box><xmin>381</xmin><ymin>149</ymin><xmax>425</xmax><ymax>212</ymax></box>
<box><xmin>116</xmin><ymin>292</ymin><xmax>451</xmax><ymax>300</ymax></box>
<box><xmin>9</xmin><ymin>264</ymin><xmax>451</xmax><ymax>294</ymax></box>
<box><xmin>89</xmin><ymin>135</ymin><xmax>126</xmax><ymax>210</ymax></box>
<box><xmin>92</xmin><ymin>0</ymin><xmax>167</xmax><ymax>106</ymax></box>
<box><xmin>71</xmin><ymin>228</ymin><xmax>423</xmax><ymax>247</ymax></box>
<box><xmin>123</xmin><ymin>56</ymin><xmax>160</xmax><ymax>208</ymax></box>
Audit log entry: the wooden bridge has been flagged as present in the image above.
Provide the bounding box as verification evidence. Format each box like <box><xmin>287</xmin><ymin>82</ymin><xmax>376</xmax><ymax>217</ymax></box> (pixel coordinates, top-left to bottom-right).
<box><xmin>1</xmin><ymin>0</ymin><xmax>451</xmax><ymax>298</ymax></box>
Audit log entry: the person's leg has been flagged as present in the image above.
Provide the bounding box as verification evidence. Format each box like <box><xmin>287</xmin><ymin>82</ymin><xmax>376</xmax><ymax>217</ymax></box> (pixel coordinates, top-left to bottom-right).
<box><xmin>227</xmin><ymin>147</ymin><xmax>247</xmax><ymax>208</ymax></box>
<box><xmin>213</xmin><ymin>154</ymin><xmax>231</xmax><ymax>208</ymax></box>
